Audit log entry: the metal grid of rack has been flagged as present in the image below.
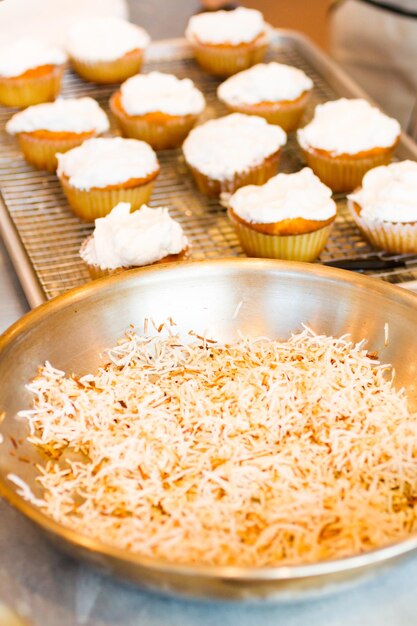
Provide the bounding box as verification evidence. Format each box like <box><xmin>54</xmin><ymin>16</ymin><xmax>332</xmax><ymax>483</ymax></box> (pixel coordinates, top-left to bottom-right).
<box><xmin>1</xmin><ymin>33</ymin><xmax>417</xmax><ymax>303</ymax></box>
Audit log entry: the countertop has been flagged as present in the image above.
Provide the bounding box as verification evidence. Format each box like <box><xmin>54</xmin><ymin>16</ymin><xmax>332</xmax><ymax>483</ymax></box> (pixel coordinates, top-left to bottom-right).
<box><xmin>2</xmin><ymin>1</ymin><xmax>417</xmax><ymax>624</ymax></box>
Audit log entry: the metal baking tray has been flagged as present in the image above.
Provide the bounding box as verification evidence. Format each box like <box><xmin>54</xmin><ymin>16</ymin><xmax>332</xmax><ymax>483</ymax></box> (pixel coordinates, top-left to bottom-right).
<box><xmin>1</xmin><ymin>30</ymin><xmax>417</xmax><ymax>308</ymax></box>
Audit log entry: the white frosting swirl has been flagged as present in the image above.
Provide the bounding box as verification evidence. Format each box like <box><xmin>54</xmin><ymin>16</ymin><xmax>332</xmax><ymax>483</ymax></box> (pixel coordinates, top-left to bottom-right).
<box><xmin>6</xmin><ymin>97</ymin><xmax>109</xmax><ymax>135</ymax></box>
<box><xmin>186</xmin><ymin>8</ymin><xmax>265</xmax><ymax>46</ymax></box>
<box><xmin>297</xmin><ymin>99</ymin><xmax>401</xmax><ymax>156</ymax></box>
<box><xmin>0</xmin><ymin>38</ymin><xmax>67</xmax><ymax>78</ymax></box>
<box><xmin>120</xmin><ymin>72</ymin><xmax>206</xmax><ymax>116</ymax></box>
<box><xmin>183</xmin><ymin>113</ymin><xmax>286</xmax><ymax>181</ymax></box>
<box><xmin>80</xmin><ymin>203</ymin><xmax>188</xmax><ymax>269</ymax></box>
<box><xmin>349</xmin><ymin>161</ymin><xmax>417</xmax><ymax>223</ymax></box>
<box><xmin>218</xmin><ymin>63</ymin><xmax>313</xmax><ymax>106</ymax></box>
<box><xmin>229</xmin><ymin>168</ymin><xmax>336</xmax><ymax>223</ymax></box>
<box><xmin>57</xmin><ymin>137</ymin><xmax>159</xmax><ymax>191</ymax></box>
<box><xmin>67</xmin><ymin>16</ymin><xmax>150</xmax><ymax>63</ymax></box>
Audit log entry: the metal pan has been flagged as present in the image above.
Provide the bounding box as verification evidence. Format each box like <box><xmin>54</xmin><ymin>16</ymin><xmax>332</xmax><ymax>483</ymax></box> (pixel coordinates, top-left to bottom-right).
<box><xmin>1</xmin><ymin>259</ymin><xmax>417</xmax><ymax>601</ymax></box>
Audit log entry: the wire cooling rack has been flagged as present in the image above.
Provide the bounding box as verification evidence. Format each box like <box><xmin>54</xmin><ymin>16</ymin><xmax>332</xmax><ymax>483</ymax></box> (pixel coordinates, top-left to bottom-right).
<box><xmin>1</xmin><ymin>31</ymin><xmax>417</xmax><ymax>306</ymax></box>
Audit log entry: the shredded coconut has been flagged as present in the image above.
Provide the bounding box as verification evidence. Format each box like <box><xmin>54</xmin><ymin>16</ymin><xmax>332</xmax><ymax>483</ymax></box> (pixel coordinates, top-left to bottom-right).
<box><xmin>13</xmin><ymin>326</ymin><xmax>417</xmax><ymax>567</ymax></box>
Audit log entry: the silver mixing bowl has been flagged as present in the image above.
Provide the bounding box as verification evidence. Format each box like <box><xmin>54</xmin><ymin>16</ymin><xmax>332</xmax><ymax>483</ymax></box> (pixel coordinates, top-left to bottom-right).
<box><xmin>1</xmin><ymin>258</ymin><xmax>417</xmax><ymax>601</ymax></box>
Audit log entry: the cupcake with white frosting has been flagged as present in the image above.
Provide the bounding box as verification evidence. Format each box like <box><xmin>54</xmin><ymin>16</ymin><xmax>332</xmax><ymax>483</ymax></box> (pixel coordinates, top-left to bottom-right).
<box><xmin>185</xmin><ymin>7</ymin><xmax>268</xmax><ymax>76</ymax></box>
<box><xmin>218</xmin><ymin>63</ymin><xmax>313</xmax><ymax>131</ymax></box>
<box><xmin>80</xmin><ymin>202</ymin><xmax>189</xmax><ymax>278</ymax></box>
<box><xmin>182</xmin><ymin>113</ymin><xmax>287</xmax><ymax>196</ymax></box>
<box><xmin>0</xmin><ymin>38</ymin><xmax>66</xmax><ymax>108</ymax></box>
<box><xmin>227</xmin><ymin>168</ymin><xmax>336</xmax><ymax>261</ymax></box>
<box><xmin>6</xmin><ymin>97</ymin><xmax>109</xmax><ymax>171</ymax></box>
<box><xmin>110</xmin><ymin>71</ymin><xmax>205</xmax><ymax>150</ymax></box>
<box><xmin>348</xmin><ymin>161</ymin><xmax>417</xmax><ymax>253</ymax></box>
<box><xmin>57</xmin><ymin>137</ymin><xmax>160</xmax><ymax>221</ymax></box>
<box><xmin>297</xmin><ymin>98</ymin><xmax>401</xmax><ymax>193</ymax></box>
<box><xmin>67</xmin><ymin>16</ymin><xmax>150</xmax><ymax>84</ymax></box>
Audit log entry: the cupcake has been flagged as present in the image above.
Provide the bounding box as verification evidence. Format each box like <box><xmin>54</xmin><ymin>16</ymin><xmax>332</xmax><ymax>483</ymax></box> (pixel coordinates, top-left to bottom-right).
<box><xmin>79</xmin><ymin>202</ymin><xmax>189</xmax><ymax>278</ymax></box>
<box><xmin>217</xmin><ymin>62</ymin><xmax>313</xmax><ymax>132</ymax></box>
<box><xmin>227</xmin><ymin>167</ymin><xmax>336</xmax><ymax>261</ymax></box>
<box><xmin>348</xmin><ymin>160</ymin><xmax>417</xmax><ymax>253</ymax></box>
<box><xmin>297</xmin><ymin>98</ymin><xmax>401</xmax><ymax>193</ymax></box>
<box><xmin>185</xmin><ymin>7</ymin><xmax>268</xmax><ymax>76</ymax></box>
<box><xmin>110</xmin><ymin>71</ymin><xmax>205</xmax><ymax>150</ymax></box>
<box><xmin>182</xmin><ymin>113</ymin><xmax>287</xmax><ymax>196</ymax></box>
<box><xmin>57</xmin><ymin>137</ymin><xmax>160</xmax><ymax>221</ymax></box>
<box><xmin>67</xmin><ymin>16</ymin><xmax>150</xmax><ymax>84</ymax></box>
<box><xmin>0</xmin><ymin>38</ymin><xmax>66</xmax><ymax>108</ymax></box>
<box><xmin>6</xmin><ymin>97</ymin><xmax>109</xmax><ymax>171</ymax></box>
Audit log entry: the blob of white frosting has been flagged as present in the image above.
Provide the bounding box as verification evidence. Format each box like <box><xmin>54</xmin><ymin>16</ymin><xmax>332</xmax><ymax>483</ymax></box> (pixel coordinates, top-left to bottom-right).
<box><xmin>297</xmin><ymin>98</ymin><xmax>401</xmax><ymax>156</ymax></box>
<box><xmin>218</xmin><ymin>63</ymin><xmax>313</xmax><ymax>106</ymax></box>
<box><xmin>229</xmin><ymin>167</ymin><xmax>336</xmax><ymax>223</ymax></box>
<box><xmin>80</xmin><ymin>202</ymin><xmax>188</xmax><ymax>269</ymax></box>
<box><xmin>186</xmin><ymin>7</ymin><xmax>265</xmax><ymax>46</ymax></box>
<box><xmin>348</xmin><ymin>160</ymin><xmax>417</xmax><ymax>223</ymax></box>
<box><xmin>0</xmin><ymin>37</ymin><xmax>67</xmax><ymax>78</ymax></box>
<box><xmin>120</xmin><ymin>71</ymin><xmax>206</xmax><ymax>116</ymax></box>
<box><xmin>67</xmin><ymin>16</ymin><xmax>150</xmax><ymax>63</ymax></box>
<box><xmin>6</xmin><ymin>97</ymin><xmax>109</xmax><ymax>135</ymax></box>
<box><xmin>57</xmin><ymin>137</ymin><xmax>159</xmax><ymax>190</ymax></box>
<box><xmin>183</xmin><ymin>113</ymin><xmax>286</xmax><ymax>181</ymax></box>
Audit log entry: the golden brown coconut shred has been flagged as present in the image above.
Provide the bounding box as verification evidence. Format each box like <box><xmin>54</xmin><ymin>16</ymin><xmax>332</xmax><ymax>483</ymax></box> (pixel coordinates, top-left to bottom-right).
<box><xmin>9</xmin><ymin>326</ymin><xmax>417</xmax><ymax>566</ymax></box>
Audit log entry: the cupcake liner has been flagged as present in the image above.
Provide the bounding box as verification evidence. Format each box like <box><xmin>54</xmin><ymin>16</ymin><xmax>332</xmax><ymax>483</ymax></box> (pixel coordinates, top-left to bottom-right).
<box><xmin>228</xmin><ymin>209</ymin><xmax>333</xmax><ymax>262</ymax></box>
<box><xmin>80</xmin><ymin>236</ymin><xmax>189</xmax><ymax>279</ymax></box>
<box><xmin>223</xmin><ymin>91</ymin><xmax>311</xmax><ymax>132</ymax></box>
<box><xmin>190</xmin><ymin>35</ymin><xmax>268</xmax><ymax>77</ymax></box>
<box><xmin>348</xmin><ymin>199</ymin><xmax>417</xmax><ymax>254</ymax></box>
<box><xmin>17</xmin><ymin>131</ymin><xmax>95</xmax><ymax>171</ymax></box>
<box><xmin>59</xmin><ymin>175</ymin><xmax>156</xmax><ymax>222</ymax></box>
<box><xmin>70</xmin><ymin>49</ymin><xmax>144</xmax><ymax>84</ymax></box>
<box><xmin>110</xmin><ymin>93</ymin><xmax>198</xmax><ymax>150</ymax></box>
<box><xmin>301</xmin><ymin>145</ymin><xmax>395</xmax><ymax>193</ymax></box>
<box><xmin>187</xmin><ymin>150</ymin><xmax>280</xmax><ymax>197</ymax></box>
<box><xmin>0</xmin><ymin>65</ymin><xmax>63</xmax><ymax>108</ymax></box>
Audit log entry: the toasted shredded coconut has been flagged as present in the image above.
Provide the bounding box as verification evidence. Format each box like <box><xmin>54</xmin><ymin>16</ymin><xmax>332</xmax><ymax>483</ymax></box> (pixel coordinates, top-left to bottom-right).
<box><xmin>384</xmin><ymin>322</ymin><xmax>390</xmax><ymax>347</ymax></box>
<box><xmin>13</xmin><ymin>327</ymin><xmax>417</xmax><ymax>567</ymax></box>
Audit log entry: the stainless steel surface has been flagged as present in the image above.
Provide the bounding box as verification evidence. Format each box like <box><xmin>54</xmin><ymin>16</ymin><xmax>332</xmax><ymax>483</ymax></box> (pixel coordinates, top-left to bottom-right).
<box><xmin>2</xmin><ymin>33</ymin><xmax>417</xmax><ymax>308</ymax></box>
<box><xmin>1</xmin><ymin>258</ymin><xmax>417</xmax><ymax>601</ymax></box>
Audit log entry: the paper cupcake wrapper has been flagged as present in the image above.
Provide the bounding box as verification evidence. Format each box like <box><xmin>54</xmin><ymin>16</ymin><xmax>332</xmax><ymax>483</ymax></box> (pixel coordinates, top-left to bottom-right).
<box><xmin>17</xmin><ymin>132</ymin><xmax>95</xmax><ymax>171</ymax></box>
<box><xmin>348</xmin><ymin>199</ymin><xmax>417</xmax><ymax>254</ymax></box>
<box><xmin>228</xmin><ymin>210</ymin><xmax>333</xmax><ymax>262</ymax></box>
<box><xmin>0</xmin><ymin>66</ymin><xmax>63</xmax><ymax>108</ymax></box>
<box><xmin>110</xmin><ymin>95</ymin><xmax>198</xmax><ymax>150</ymax></box>
<box><xmin>60</xmin><ymin>176</ymin><xmax>155</xmax><ymax>222</ymax></box>
<box><xmin>224</xmin><ymin>92</ymin><xmax>311</xmax><ymax>132</ymax></box>
<box><xmin>187</xmin><ymin>151</ymin><xmax>280</xmax><ymax>197</ymax></box>
<box><xmin>301</xmin><ymin>145</ymin><xmax>395</xmax><ymax>193</ymax></box>
<box><xmin>190</xmin><ymin>36</ymin><xmax>268</xmax><ymax>77</ymax></box>
<box><xmin>70</xmin><ymin>50</ymin><xmax>144</xmax><ymax>84</ymax></box>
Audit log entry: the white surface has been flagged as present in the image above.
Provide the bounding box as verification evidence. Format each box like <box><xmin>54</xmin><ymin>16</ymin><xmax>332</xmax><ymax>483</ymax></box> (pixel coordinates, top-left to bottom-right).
<box><xmin>57</xmin><ymin>137</ymin><xmax>159</xmax><ymax>190</ymax></box>
<box><xmin>229</xmin><ymin>168</ymin><xmax>336</xmax><ymax>223</ymax></box>
<box><xmin>0</xmin><ymin>0</ymin><xmax>128</xmax><ymax>48</ymax></box>
<box><xmin>0</xmin><ymin>38</ymin><xmax>66</xmax><ymax>78</ymax></box>
<box><xmin>6</xmin><ymin>97</ymin><xmax>109</xmax><ymax>134</ymax></box>
<box><xmin>349</xmin><ymin>161</ymin><xmax>417</xmax><ymax>223</ymax></box>
<box><xmin>185</xmin><ymin>7</ymin><xmax>265</xmax><ymax>45</ymax></box>
<box><xmin>183</xmin><ymin>113</ymin><xmax>286</xmax><ymax>181</ymax></box>
<box><xmin>218</xmin><ymin>63</ymin><xmax>313</xmax><ymax>106</ymax></box>
<box><xmin>80</xmin><ymin>203</ymin><xmax>188</xmax><ymax>269</ymax></box>
<box><xmin>297</xmin><ymin>98</ymin><xmax>401</xmax><ymax>155</ymax></box>
<box><xmin>120</xmin><ymin>71</ymin><xmax>205</xmax><ymax>116</ymax></box>
<box><xmin>67</xmin><ymin>15</ymin><xmax>150</xmax><ymax>62</ymax></box>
